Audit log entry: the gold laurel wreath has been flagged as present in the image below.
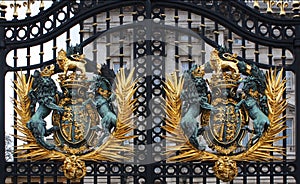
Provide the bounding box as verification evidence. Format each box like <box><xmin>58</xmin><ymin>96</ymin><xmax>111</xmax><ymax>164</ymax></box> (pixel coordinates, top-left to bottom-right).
<box><xmin>164</xmin><ymin>68</ymin><xmax>287</xmax><ymax>163</ymax></box>
<box><xmin>14</xmin><ymin>68</ymin><xmax>136</xmax><ymax>162</ymax></box>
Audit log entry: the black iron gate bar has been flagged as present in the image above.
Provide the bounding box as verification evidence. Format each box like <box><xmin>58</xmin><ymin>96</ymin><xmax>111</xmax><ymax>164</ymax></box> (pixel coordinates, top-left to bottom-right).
<box><xmin>0</xmin><ymin>0</ymin><xmax>299</xmax><ymax>183</ymax></box>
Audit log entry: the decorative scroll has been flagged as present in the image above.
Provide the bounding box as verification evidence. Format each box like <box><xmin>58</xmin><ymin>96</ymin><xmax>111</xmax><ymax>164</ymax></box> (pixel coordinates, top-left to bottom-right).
<box><xmin>164</xmin><ymin>47</ymin><xmax>287</xmax><ymax>182</ymax></box>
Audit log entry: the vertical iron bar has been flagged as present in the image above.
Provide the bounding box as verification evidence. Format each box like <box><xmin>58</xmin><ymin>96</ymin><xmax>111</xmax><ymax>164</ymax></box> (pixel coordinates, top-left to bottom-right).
<box><xmin>268</xmin><ymin>46</ymin><xmax>274</xmax><ymax>184</ymax></box>
<box><xmin>66</xmin><ymin>2</ymin><xmax>71</xmax><ymax>50</ymax></box>
<box><xmin>175</xmin><ymin>8</ymin><xmax>179</xmax><ymax>72</ymax></box>
<box><xmin>256</xmin><ymin>163</ymin><xmax>260</xmax><ymax>184</ymax></box>
<box><xmin>292</xmin><ymin>24</ymin><xmax>300</xmax><ymax>183</ymax></box>
<box><xmin>201</xmin><ymin>16</ymin><xmax>205</xmax><ymax>64</ymax></box>
<box><xmin>203</xmin><ymin>164</ymin><xmax>207</xmax><ymax>184</ymax></box>
<box><xmin>281</xmin><ymin>48</ymin><xmax>287</xmax><ymax>184</ymax></box>
<box><xmin>93</xmin><ymin>16</ymin><xmax>97</xmax><ymax>64</ymax></box>
<box><xmin>228</xmin><ymin>30</ymin><xmax>233</xmax><ymax>51</ymax></box>
<box><xmin>106</xmin><ymin>7</ymin><xmax>111</xmax><ymax>184</ymax></box>
<box><xmin>26</xmin><ymin>47</ymin><xmax>30</xmax><ymax>75</ymax></box>
<box><xmin>255</xmin><ymin>43</ymin><xmax>259</xmax><ymax>62</ymax></box>
<box><xmin>120</xmin><ymin>7</ymin><xmax>124</xmax><ymax>68</ymax></box>
<box><xmin>132</xmin><ymin>4</ymin><xmax>140</xmax><ymax>183</ymax></box>
<box><xmin>0</xmin><ymin>20</ymin><xmax>7</xmax><ymax>184</ymax></box>
<box><xmin>13</xmin><ymin>48</ymin><xmax>18</xmax><ymax>184</ymax></box>
<box><xmin>214</xmin><ymin>22</ymin><xmax>219</xmax><ymax>45</ymax></box>
<box><xmin>241</xmin><ymin>38</ymin><xmax>246</xmax><ymax>59</ymax></box>
<box><xmin>145</xmin><ymin>1</ymin><xmax>154</xmax><ymax>183</ymax></box>
<box><xmin>188</xmin><ymin>11</ymin><xmax>192</xmax><ymax>69</ymax></box>
<box><xmin>106</xmin><ymin>11</ymin><xmax>111</xmax><ymax>68</ymax></box>
<box><xmin>268</xmin><ymin>46</ymin><xmax>273</xmax><ymax>66</ymax></box>
<box><xmin>79</xmin><ymin>21</ymin><xmax>84</xmax><ymax>48</ymax></box>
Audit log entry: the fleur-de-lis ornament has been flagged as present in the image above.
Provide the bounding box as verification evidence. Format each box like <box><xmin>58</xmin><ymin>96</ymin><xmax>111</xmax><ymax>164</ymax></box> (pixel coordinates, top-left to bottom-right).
<box><xmin>277</xmin><ymin>1</ymin><xmax>289</xmax><ymax>16</ymax></box>
<box><xmin>264</xmin><ymin>0</ymin><xmax>275</xmax><ymax>14</ymax></box>
<box><xmin>23</xmin><ymin>0</ymin><xmax>35</xmax><ymax>17</ymax></box>
<box><xmin>10</xmin><ymin>0</ymin><xmax>21</xmax><ymax>18</ymax></box>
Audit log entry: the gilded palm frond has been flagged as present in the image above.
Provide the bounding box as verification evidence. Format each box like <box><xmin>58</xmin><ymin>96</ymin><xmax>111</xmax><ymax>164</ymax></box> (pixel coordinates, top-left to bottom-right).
<box><xmin>232</xmin><ymin>68</ymin><xmax>287</xmax><ymax>161</ymax></box>
<box><xmin>13</xmin><ymin>72</ymin><xmax>65</xmax><ymax>161</ymax></box>
<box><xmin>163</xmin><ymin>73</ymin><xmax>217</xmax><ymax>162</ymax></box>
<box><xmin>80</xmin><ymin>68</ymin><xmax>137</xmax><ymax>162</ymax></box>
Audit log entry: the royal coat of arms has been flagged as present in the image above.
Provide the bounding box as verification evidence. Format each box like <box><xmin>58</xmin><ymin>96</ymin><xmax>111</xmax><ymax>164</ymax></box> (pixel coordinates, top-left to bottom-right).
<box><xmin>164</xmin><ymin>47</ymin><xmax>287</xmax><ymax>182</ymax></box>
<box><xmin>14</xmin><ymin>46</ymin><xmax>136</xmax><ymax>179</ymax></box>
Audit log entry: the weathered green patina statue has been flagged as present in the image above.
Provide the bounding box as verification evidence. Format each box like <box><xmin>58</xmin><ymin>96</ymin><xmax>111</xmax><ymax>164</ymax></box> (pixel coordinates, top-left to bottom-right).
<box><xmin>180</xmin><ymin>65</ymin><xmax>214</xmax><ymax>150</ymax></box>
<box><xmin>235</xmin><ymin>76</ymin><xmax>270</xmax><ymax>145</ymax></box>
<box><xmin>27</xmin><ymin>70</ymin><xmax>64</xmax><ymax>150</ymax></box>
<box><xmin>90</xmin><ymin>65</ymin><xmax>117</xmax><ymax>138</ymax></box>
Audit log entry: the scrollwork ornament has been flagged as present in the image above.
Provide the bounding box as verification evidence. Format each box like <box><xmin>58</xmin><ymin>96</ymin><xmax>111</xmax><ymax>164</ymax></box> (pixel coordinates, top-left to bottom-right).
<box><xmin>164</xmin><ymin>47</ymin><xmax>287</xmax><ymax>182</ymax></box>
<box><xmin>13</xmin><ymin>47</ymin><xmax>137</xmax><ymax>179</ymax></box>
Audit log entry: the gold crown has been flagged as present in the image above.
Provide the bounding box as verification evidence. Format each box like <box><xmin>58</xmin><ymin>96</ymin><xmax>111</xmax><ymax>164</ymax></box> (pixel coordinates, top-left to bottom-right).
<box><xmin>210</xmin><ymin>72</ymin><xmax>241</xmax><ymax>89</ymax></box>
<box><xmin>192</xmin><ymin>65</ymin><xmax>205</xmax><ymax>78</ymax></box>
<box><xmin>41</xmin><ymin>64</ymin><xmax>55</xmax><ymax>77</ymax></box>
<box><xmin>57</xmin><ymin>49</ymin><xmax>67</xmax><ymax>61</ymax></box>
<box><xmin>58</xmin><ymin>72</ymin><xmax>90</xmax><ymax>89</ymax></box>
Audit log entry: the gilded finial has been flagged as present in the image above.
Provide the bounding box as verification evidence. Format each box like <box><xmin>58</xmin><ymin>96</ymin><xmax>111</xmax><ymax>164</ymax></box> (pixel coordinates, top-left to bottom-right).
<box><xmin>277</xmin><ymin>0</ymin><xmax>289</xmax><ymax>16</ymax></box>
<box><xmin>264</xmin><ymin>0</ymin><xmax>275</xmax><ymax>14</ymax></box>
<box><xmin>23</xmin><ymin>0</ymin><xmax>35</xmax><ymax>17</ymax></box>
<box><xmin>0</xmin><ymin>0</ymin><xmax>7</xmax><ymax>20</ymax></box>
<box><xmin>0</xmin><ymin>0</ymin><xmax>7</xmax><ymax>7</ymax></box>
<box><xmin>253</xmin><ymin>0</ymin><xmax>260</xmax><ymax>9</ymax></box>
<box><xmin>39</xmin><ymin>0</ymin><xmax>44</xmax><ymax>11</ymax></box>
<box><xmin>10</xmin><ymin>1</ymin><xmax>21</xmax><ymax>18</ymax></box>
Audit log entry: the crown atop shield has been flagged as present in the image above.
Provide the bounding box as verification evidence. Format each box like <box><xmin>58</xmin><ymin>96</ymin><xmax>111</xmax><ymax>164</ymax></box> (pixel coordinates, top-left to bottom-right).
<box><xmin>209</xmin><ymin>49</ymin><xmax>241</xmax><ymax>88</ymax></box>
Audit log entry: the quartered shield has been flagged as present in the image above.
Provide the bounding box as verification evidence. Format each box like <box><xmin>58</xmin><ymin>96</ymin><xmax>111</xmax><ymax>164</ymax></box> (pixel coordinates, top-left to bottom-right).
<box><xmin>52</xmin><ymin>75</ymin><xmax>100</xmax><ymax>148</ymax></box>
<box><xmin>202</xmin><ymin>98</ymin><xmax>248</xmax><ymax>149</ymax></box>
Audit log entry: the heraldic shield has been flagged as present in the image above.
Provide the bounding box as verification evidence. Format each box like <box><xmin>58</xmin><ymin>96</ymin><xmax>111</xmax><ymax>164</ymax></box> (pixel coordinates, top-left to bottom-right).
<box><xmin>13</xmin><ymin>45</ymin><xmax>137</xmax><ymax>179</ymax></box>
<box><xmin>164</xmin><ymin>46</ymin><xmax>287</xmax><ymax>182</ymax></box>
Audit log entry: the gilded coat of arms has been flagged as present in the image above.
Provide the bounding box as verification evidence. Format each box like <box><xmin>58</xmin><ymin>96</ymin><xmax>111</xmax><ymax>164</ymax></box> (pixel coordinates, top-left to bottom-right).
<box><xmin>164</xmin><ymin>47</ymin><xmax>287</xmax><ymax>182</ymax></box>
<box><xmin>14</xmin><ymin>46</ymin><xmax>136</xmax><ymax>179</ymax></box>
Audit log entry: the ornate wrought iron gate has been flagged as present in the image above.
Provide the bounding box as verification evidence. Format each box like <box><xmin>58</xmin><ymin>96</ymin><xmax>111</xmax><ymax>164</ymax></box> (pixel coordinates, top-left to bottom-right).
<box><xmin>0</xmin><ymin>0</ymin><xmax>299</xmax><ymax>183</ymax></box>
